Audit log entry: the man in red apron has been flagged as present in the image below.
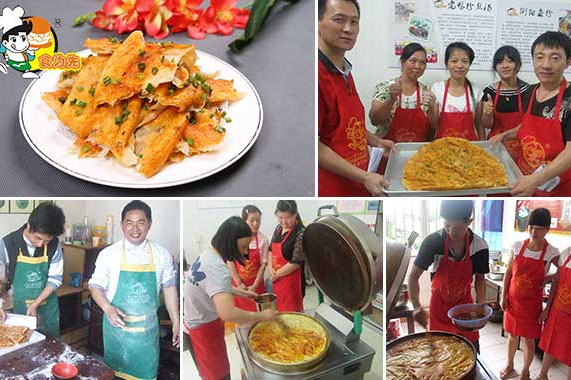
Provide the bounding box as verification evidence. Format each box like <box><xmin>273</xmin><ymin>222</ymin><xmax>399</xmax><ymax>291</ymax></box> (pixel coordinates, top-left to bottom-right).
<box><xmin>318</xmin><ymin>0</ymin><xmax>394</xmax><ymax>196</ymax></box>
<box><xmin>508</xmin><ymin>31</ymin><xmax>571</xmax><ymax>196</ymax></box>
<box><xmin>500</xmin><ymin>208</ymin><xmax>559</xmax><ymax>380</ymax></box>
<box><xmin>408</xmin><ymin>200</ymin><xmax>489</xmax><ymax>352</ymax></box>
<box><xmin>537</xmin><ymin>250</ymin><xmax>571</xmax><ymax>380</ymax></box>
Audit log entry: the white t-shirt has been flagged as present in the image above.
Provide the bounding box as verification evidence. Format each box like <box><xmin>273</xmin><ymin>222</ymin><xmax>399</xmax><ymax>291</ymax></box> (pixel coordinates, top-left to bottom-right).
<box><xmin>559</xmin><ymin>247</ymin><xmax>571</xmax><ymax>269</ymax></box>
<box><xmin>431</xmin><ymin>80</ymin><xmax>481</xmax><ymax>117</ymax></box>
<box><xmin>88</xmin><ymin>239</ymin><xmax>177</xmax><ymax>302</ymax></box>
<box><xmin>511</xmin><ymin>240</ymin><xmax>560</xmax><ymax>275</ymax></box>
<box><xmin>184</xmin><ymin>247</ymin><xmax>233</xmax><ymax>329</ymax></box>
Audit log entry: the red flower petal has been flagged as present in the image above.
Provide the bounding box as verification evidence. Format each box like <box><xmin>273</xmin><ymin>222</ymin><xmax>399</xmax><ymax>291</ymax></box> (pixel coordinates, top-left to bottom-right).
<box><xmin>114</xmin><ymin>11</ymin><xmax>139</xmax><ymax>33</ymax></box>
<box><xmin>187</xmin><ymin>25</ymin><xmax>206</xmax><ymax>39</ymax></box>
<box><xmin>231</xmin><ymin>9</ymin><xmax>249</xmax><ymax>28</ymax></box>
<box><xmin>215</xmin><ymin>21</ymin><xmax>233</xmax><ymax>35</ymax></box>
<box><xmin>92</xmin><ymin>11</ymin><xmax>116</xmax><ymax>30</ymax></box>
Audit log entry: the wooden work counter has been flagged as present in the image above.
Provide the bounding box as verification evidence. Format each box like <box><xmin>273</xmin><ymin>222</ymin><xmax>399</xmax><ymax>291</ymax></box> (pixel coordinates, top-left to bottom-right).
<box><xmin>0</xmin><ymin>336</ymin><xmax>114</xmax><ymax>379</ymax></box>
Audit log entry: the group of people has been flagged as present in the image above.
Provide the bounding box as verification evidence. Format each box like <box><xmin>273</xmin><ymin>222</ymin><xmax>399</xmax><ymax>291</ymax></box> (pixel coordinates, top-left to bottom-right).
<box><xmin>185</xmin><ymin>200</ymin><xmax>306</xmax><ymax>380</ymax></box>
<box><xmin>318</xmin><ymin>0</ymin><xmax>571</xmax><ymax>197</ymax></box>
<box><xmin>408</xmin><ymin>200</ymin><xmax>571</xmax><ymax>380</ymax></box>
<box><xmin>0</xmin><ymin>201</ymin><xmax>180</xmax><ymax>380</ymax></box>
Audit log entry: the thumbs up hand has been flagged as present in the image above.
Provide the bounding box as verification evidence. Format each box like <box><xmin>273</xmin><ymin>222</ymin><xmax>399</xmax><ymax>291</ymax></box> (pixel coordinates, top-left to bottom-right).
<box><xmin>483</xmin><ymin>93</ymin><xmax>494</xmax><ymax>115</ymax></box>
<box><xmin>389</xmin><ymin>77</ymin><xmax>403</xmax><ymax>101</ymax></box>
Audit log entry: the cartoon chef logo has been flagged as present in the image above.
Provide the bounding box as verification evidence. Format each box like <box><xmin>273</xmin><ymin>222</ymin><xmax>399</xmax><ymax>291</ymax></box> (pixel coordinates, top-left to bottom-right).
<box><xmin>131</xmin><ymin>282</ymin><xmax>148</xmax><ymax>296</ymax></box>
<box><xmin>556</xmin><ymin>286</ymin><xmax>571</xmax><ymax>314</ymax></box>
<box><xmin>0</xmin><ymin>6</ymin><xmax>70</xmax><ymax>79</ymax></box>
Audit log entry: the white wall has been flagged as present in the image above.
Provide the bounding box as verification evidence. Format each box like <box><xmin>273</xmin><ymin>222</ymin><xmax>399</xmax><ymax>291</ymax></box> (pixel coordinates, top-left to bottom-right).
<box><xmin>84</xmin><ymin>200</ymin><xmax>180</xmax><ymax>259</ymax></box>
<box><xmin>347</xmin><ymin>1</ymin><xmax>538</xmax><ymax>132</ymax></box>
<box><xmin>0</xmin><ymin>200</ymin><xmax>180</xmax><ymax>260</ymax></box>
<box><xmin>183</xmin><ymin>199</ymin><xmax>380</xmax><ymax>264</ymax></box>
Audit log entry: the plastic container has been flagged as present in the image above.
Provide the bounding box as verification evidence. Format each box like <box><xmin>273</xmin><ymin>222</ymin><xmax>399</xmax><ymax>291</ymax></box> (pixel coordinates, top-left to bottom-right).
<box><xmin>92</xmin><ymin>225</ymin><xmax>107</xmax><ymax>247</ymax></box>
<box><xmin>106</xmin><ymin>215</ymin><xmax>114</xmax><ymax>245</ymax></box>
<box><xmin>448</xmin><ymin>303</ymin><xmax>493</xmax><ymax>331</ymax></box>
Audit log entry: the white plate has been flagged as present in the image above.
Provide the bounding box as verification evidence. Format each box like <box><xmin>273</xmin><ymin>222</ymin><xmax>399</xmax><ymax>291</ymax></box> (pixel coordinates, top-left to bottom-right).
<box><xmin>19</xmin><ymin>49</ymin><xmax>263</xmax><ymax>188</ymax></box>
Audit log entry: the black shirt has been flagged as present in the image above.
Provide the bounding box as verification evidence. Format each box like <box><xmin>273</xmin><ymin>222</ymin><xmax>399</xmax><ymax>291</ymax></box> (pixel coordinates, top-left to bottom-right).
<box><xmin>525</xmin><ymin>82</ymin><xmax>571</xmax><ymax>142</ymax></box>
<box><xmin>481</xmin><ymin>79</ymin><xmax>532</xmax><ymax>113</ymax></box>
<box><xmin>414</xmin><ymin>229</ymin><xmax>489</xmax><ymax>277</ymax></box>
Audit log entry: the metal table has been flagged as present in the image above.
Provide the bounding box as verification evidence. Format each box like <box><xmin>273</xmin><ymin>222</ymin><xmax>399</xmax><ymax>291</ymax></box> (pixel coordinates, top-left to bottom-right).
<box><xmin>475</xmin><ymin>354</ymin><xmax>500</xmax><ymax>380</ymax></box>
<box><xmin>235</xmin><ymin>309</ymin><xmax>376</xmax><ymax>380</ymax></box>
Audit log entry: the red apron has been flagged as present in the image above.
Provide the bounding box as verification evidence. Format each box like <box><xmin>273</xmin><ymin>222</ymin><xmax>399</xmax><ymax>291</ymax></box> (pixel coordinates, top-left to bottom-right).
<box><xmin>436</xmin><ymin>80</ymin><xmax>478</xmax><ymax>141</ymax></box>
<box><xmin>517</xmin><ymin>80</ymin><xmax>571</xmax><ymax>196</ymax></box>
<box><xmin>385</xmin><ymin>83</ymin><xmax>429</xmax><ymax>142</ymax></box>
<box><xmin>488</xmin><ymin>82</ymin><xmax>523</xmax><ymax>162</ymax></box>
<box><xmin>271</xmin><ymin>227</ymin><xmax>303</xmax><ymax>312</ymax></box>
<box><xmin>504</xmin><ymin>239</ymin><xmax>548</xmax><ymax>339</ymax></box>
<box><xmin>187</xmin><ymin>318</ymin><xmax>230</xmax><ymax>380</ymax></box>
<box><xmin>429</xmin><ymin>233</ymin><xmax>479</xmax><ymax>342</ymax></box>
<box><xmin>232</xmin><ymin>234</ymin><xmax>266</xmax><ymax>311</ymax></box>
<box><xmin>539</xmin><ymin>253</ymin><xmax>571</xmax><ymax>366</ymax></box>
<box><xmin>318</xmin><ymin>76</ymin><xmax>370</xmax><ymax>197</ymax></box>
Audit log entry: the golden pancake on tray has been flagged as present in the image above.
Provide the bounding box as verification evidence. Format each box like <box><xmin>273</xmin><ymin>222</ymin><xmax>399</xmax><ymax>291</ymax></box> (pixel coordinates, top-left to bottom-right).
<box><xmin>41</xmin><ymin>31</ymin><xmax>243</xmax><ymax>178</ymax></box>
<box><xmin>403</xmin><ymin>137</ymin><xmax>507</xmax><ymax>191</ymax></box>
<box><xmin>387</xmin><ymin>334</ymin><xmax>476</xmax><ymax>380</ymax></box>
<box><xmin>248</xmin><ymin>313</ymin><xmax>328</xmax><ymax>365</ymax></box>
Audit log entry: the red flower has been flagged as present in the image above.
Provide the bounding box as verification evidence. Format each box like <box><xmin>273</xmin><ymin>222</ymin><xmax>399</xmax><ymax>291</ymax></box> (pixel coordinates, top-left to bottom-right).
<box><xmin>92</xmin><ymin>10</ymin><xmax>116</xmax><ymax>31</ymax></box>
<box><xmin>137</xmin><ymin>0</ymin><xmax>173</xmax><ymax>39</ymax></box>
<box><xmin>167</xmin><ymin>0</ymin><xmax>203</xmax><ymax>33</ymax></box>
<box><xmin>103</xmin><ymin>0</ymin><xmax>139</xmax><ymax>34</ymax></box>
<box><xmin>202</xmin><ymin>0</ymin><xmax>250</xmax><ymax>36</ymax></box>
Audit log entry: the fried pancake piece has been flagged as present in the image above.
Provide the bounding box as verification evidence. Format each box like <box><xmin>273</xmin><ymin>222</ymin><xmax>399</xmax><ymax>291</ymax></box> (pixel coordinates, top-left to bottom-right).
<box><xmin>403</xmin><ymin>137</ymin><xmax>507</xmax><ymax>190</ymax></box>
<box><xmin>41</xmin><ymin>89</ymin><xmax>70</xmax><ymax>114</ymax></box>
<box><xmin>57</xmin><ymin>55</ymin><xmax>108</xmax><ymax>139</ymax></box>
<box><xmin>207</xmin><ymin>79</ymin><xmax>242</xmax><ymax>103</ymax></box>
<box><xmin>135</xmin><ymin>107</ymin><xmax>187</xmax><ymax>177</ymax></box>
<box><xmin>184</xmin><ymin>109</ymin><xmax>225</xmax><ymax>153</ymax></box>
<box><xmin>148</xmin><ymin>82</ymin><xmax>204</xmax><ymax>111</ymax></box>
<box><xmin>84</xmin><ymin>37</ymin><xmax>121</xmax><ymax>55</ymax></box>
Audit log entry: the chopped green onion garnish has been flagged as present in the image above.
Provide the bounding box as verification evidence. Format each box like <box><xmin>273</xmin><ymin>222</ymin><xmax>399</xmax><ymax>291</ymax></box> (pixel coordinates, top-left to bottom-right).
<box><xmin>145</xmin><ymin>83</ymin><xmax>155</xmax><ymax>93</ymax></box>
<box><xmin>76</xmin><ymin>100</ymin><xmax>87</xmax><ymax>108</ymax></box>
<box><xmin>88</xmin><ymin>87</ymin><xmax>95</xmax><ymax>97</ymax></box>
<box><xmin>139</xmin><ymin>49</ymin><xmax>145</xmax><ymax>57</ymax></box>
<box><xmin>58</xmin><ymin>96</ymin><xmax>66</xmax><ymax>103</ymax></box>
<box><xmin>103</xmin><ymin>76</ymin><xmax>111</xmax><ymax>86</ymax></box>
<box><xmin>152</xmin><ymin>67</ymin><xmax>158</xmax><ymax>75</ymax></box>
<box><xmin>81</xmin><ymin>146</ymin><xmax>90</xmax><ymax>153</ymax></box>
<box><xmin>138</xmin><ymin>62</ymin><xmax>146</xmax><ymax>71</ymax></box>
<box><xmin>215</xmin><ymin>124</ymin><xmax>225</xmax><ymax>133</ymax></box>
<box><xmin>76</xmin><ymin>85</ymin><xmax>84</xmax><ymax>92</ymax></box>
<box><xmin>70</xmin><ymin>98</ymin><xmax>77</xmax><ymax>105</ymax></box>
<box><xmin>186</xmin><ymin>138</ymin><xmax>195</xmax><ymax>146</ymax></box>
<box><xmin>109</xmin><ymin>36</ymin><xmax>119</xmax><ymax>43</ymax></box>
<box><xmin>137</xmin><ymin>72</ymin><xmax>144</xmax><ymax>80</ymax></box>
<box><xmin>111</xmin><ymin>78</ymin><xmax>119</xmax><ymax>85</ymax></box>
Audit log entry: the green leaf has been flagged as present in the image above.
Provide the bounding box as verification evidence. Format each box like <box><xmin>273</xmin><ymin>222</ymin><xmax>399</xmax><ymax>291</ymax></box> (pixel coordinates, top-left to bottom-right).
<box><xmin>229</xmin><ymin>0</ymin><xmax>277</xmax><ymax>53</ymax></box>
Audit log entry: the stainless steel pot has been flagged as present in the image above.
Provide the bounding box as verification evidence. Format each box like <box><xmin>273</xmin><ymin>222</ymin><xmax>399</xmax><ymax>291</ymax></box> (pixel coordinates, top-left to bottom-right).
<box><xmin>302</xmin><ymin>205</ymin><xmax>382</xmax><ymax>311</ymax></box>
<box><xmin>254</xmin><ymin>293</ymin><xmax>277</xmax><ymax>312</ymax></box>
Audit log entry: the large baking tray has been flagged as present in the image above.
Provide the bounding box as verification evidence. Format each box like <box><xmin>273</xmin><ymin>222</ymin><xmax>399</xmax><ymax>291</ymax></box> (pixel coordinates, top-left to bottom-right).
<box><xmin>384</xmin><ymin>141</ymin><xmax>522</xmax><ymax>196</ymax></box>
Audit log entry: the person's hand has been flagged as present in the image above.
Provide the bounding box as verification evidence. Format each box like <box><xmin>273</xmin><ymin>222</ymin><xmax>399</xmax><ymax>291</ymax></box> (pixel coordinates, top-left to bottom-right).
<box><xmin>104</xmin><ymin>305</ymin><xmax>126</xmax><ymax>327</ymax></box>
<box><xmin>237</xmin><ymin>282</ymin><xmax>247</xmax><ymax>291</ymax></box>
<box><xmin>172</xmin><ymin>321</ymin><xmax>180</xmax><ymax>348</ymax></box>
<box><xmin>389</xmin><ymin>78</ymin><xmax>403</xmax><ymax>101</ymax></box>
<box><xmin>413</xmin><ymin>308</ymin><xmax>429</xmax><ymax>328</ymax></box>
<box><xmin>269</xmin><ymin>269</ymin><xmax>279</xmax><ymax>283</ymax></box>
<box><xmin>247</xmin><ymin>284</ymin><xmax>257</xmax><ymax>293</ymax></box>
<box><xmin>259</xmin><ymin>308</ymin><xmax>276</xmax><ymax>321</ymax></box>
<box><xmin>501</xmin><ymin>296</ymin><xmax>508</xmax><ymax>312</ymax></box>
<box><xmin>425</xmin><ymin>88</ymin><xmax>437</xmax><ymax>110</ymax></box>
<box><xmin>539</xmin><ymin>309</ymin><xmax>549</xmax><ymax>324</ymax></box>
<box><xmin>378</xmin><ymin>139</ymin><xmax>397</xmax><ymax>154</ymax></box>
<box><xmin>489</xmin><ymin>131</ymin><xmax>506</xmax><ymax>147</ymax></box>
<box><xmin>363</xmin><ymin>172</ymin><xmax>389</xmax><ymax>196</ymax></box>
<box><xmin>0</xmin><ymin>308</ymin><xmax>5</xmax><ymax>323</ymax></box>
<box><xmin>26</xmin><ymin>303</ymin><xmax>38</xmax><ymax>317</ymax></box>
<box><xmin>483</xmin><ymin>93</ymin><xmax>494</xmax><ymax>116</ymax></box>
<box><xmin>509</xmin><ymin>175</ymin><xmax>541</xmax><ymax>197</ymax></box>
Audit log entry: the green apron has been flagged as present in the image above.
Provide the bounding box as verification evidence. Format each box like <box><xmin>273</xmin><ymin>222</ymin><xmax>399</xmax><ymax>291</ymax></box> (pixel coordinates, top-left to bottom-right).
<box><xmin>103</xmin><ymin>242</ymin><xmax>159</xmax><ymax>380</ymax></box>
<box><xmin>13</xmin><ymin>245</ymin><xmax>60</xmax><ymax>338</ymax></box>
<box><xmin>7</xmin><ymin>59</ymin><xmax>31</xmax><ymax>72</ymax></box>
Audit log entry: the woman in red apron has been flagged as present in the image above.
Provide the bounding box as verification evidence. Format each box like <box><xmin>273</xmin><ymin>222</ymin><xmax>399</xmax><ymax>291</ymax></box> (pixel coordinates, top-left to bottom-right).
<box><xmin>268</xmin><ymin>200</ymin><xmax>305</xmax><ymax>312</ymax></box>
<box><xmin>185</xmin><ymin>216</ymin><xmax>275</xmax><ymax>380</ymax></box>
<box><xmin>228</xmin><ymin>205</ymin><xmax>269</xmax><ymax>311</ymax></box>
<box><xmin>370</xmin><ymin>43</ymin><xmax>438</xmax><ymax>143</ymax></box>
<box><xmin>479</xmin><ymin>46</ymin><xmax>528</xmax><ymax>162</ymax></box>
<box><xmin>434</xmin><ymin>42</ymin><xmax>481</xmax><ymax>141</ymax></box>
<box><xmin>500</xmin><ymin>208</ymin><xmax>559</xmax><ymax>380</ymax></box>
<box><xmin>537</xmin><ymin>250</ymin><xmax>571</xmax><ymax>380</ymax></box>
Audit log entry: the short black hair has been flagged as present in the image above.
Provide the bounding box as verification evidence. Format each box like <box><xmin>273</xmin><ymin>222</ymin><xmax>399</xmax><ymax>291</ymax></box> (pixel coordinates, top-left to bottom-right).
<box><xmin>121</xmin><ymin>200</ymin><xmax>152</xmax><ymax>221</ymax></box>
<box><xmin>211</xmin><ymin>216</ymin><xmax>252</xmax><ymax>265</ymax></box>
<box><xmin>275</xmin><ymin>200</ymin><xmax>304</xmax><ymax>227</ymax></box>
<box><xmin>241</xmin><ymin>205</ymin><xmax>261</xmax><ymax>221</ymax></box>
<box><xmin>318</xmin><ymin>0</ymin><xmax>360</xmax><ymax>21</ymax></box>
<box><xmin>28</xmin><ymin>202</ymin><xmax>65</xmax><ymax>237</ymax></box>
<box><xmin>440</xmin><ymin>200</ymin><xmax>474</xmax><ymax>223</ymax></box>
<box><xmin>528</xmin><ymin>208</ymin><xmax>551</xmax><ymax>228</ymax></box>
<box><xmin>401</xmin><ymin>42</ymin><xmax>427</xmax><ymax>63</ymax></box>
<box><xmin>1</xmin><ymin>20</ymin><xmax>32</xmax><ymax>43</ymax></box>
<box><xmin>531</xmin><ymin>31</ymin><xmax>571</xmax><ymax>60</ymax></box>
<box><xmin>445</xmin><ymin>42</ymin><xmax>475</xmax><ymax>65</ymax></box>
<box><xmin>493</xmin><ymin>45</ymin><xmax>522</xmax><ymax>72</ymax></box>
